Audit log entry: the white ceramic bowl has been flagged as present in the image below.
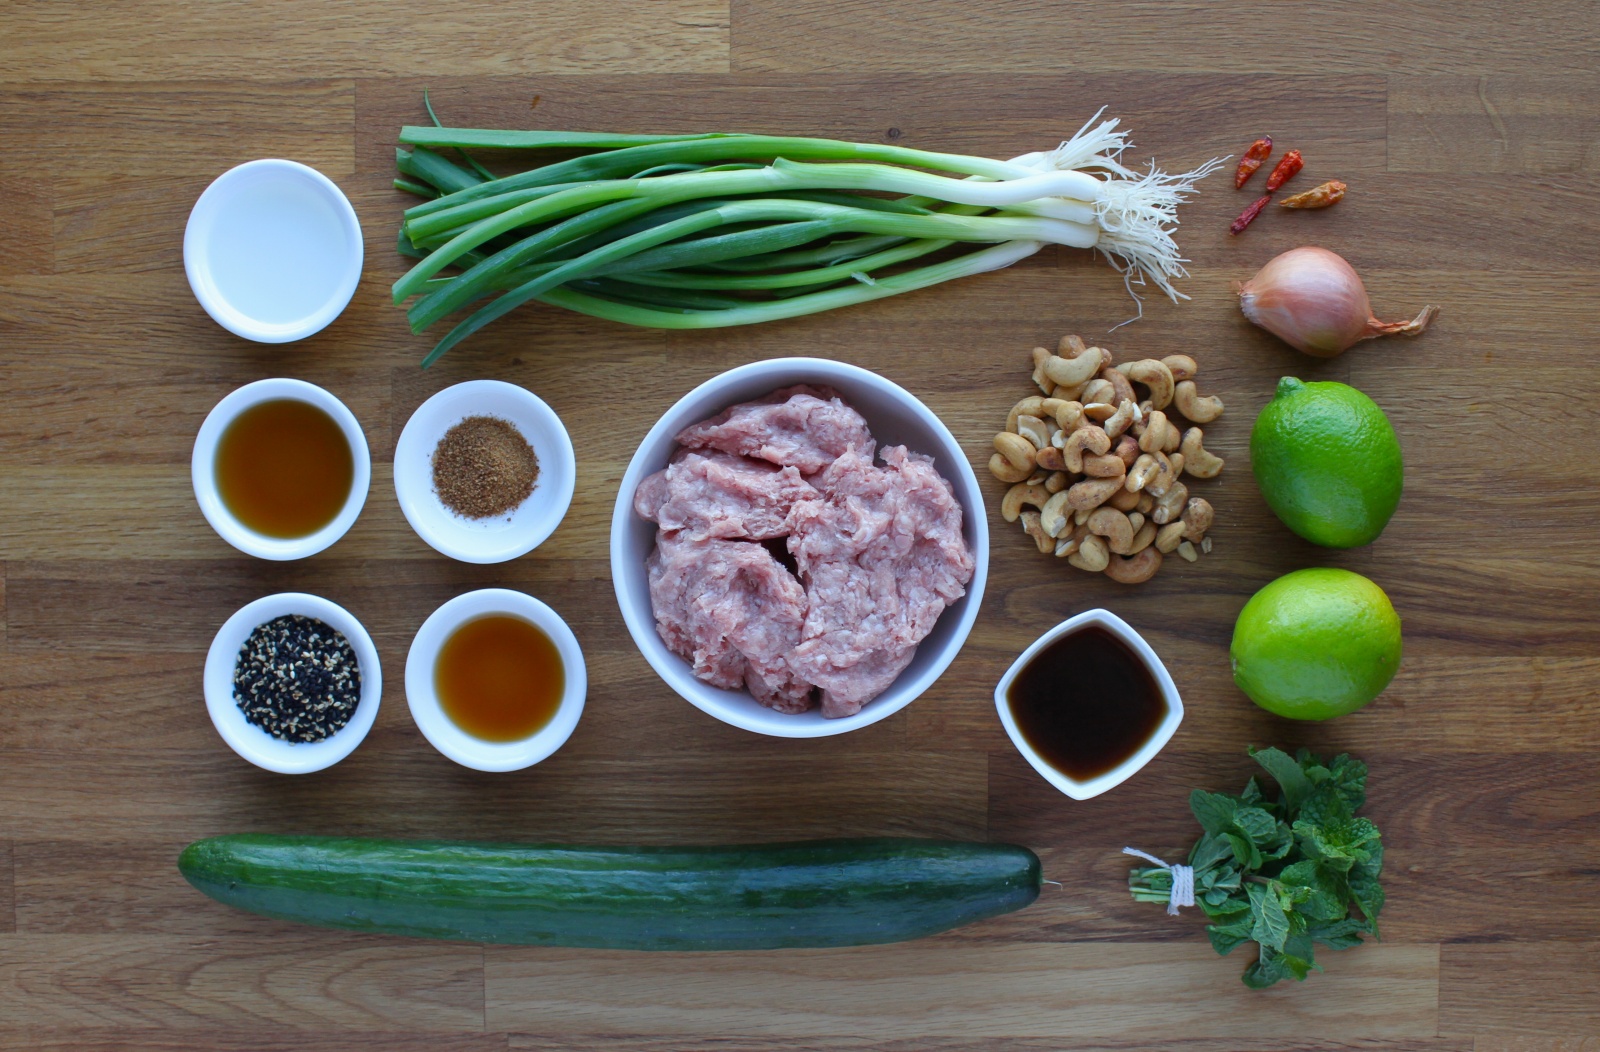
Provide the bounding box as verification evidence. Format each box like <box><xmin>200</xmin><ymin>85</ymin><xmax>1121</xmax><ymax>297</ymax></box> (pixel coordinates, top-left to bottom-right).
<box><xmin>610</xmin><ymin>357</ymin><xmax>989</xmax><ymax>739</ymax></box>
<box><xmin>204</xmin><ymin>593</ymin><xmax>382</xmax><ymax>774</ymax></box>
<box><xmin>393</xmin><ymin>380</ymin><xmax>577</xmax><ymax>564</ymax></box>
<box><xmin>405</xmin><ymin>589</ymin><xmax>587</xmax><ymax>772</ymax></box>
<box><xmin>184</xmin><ymin>159</ymin><xmax>363</xmax><ymax>343</ymax></box>
<box><xmin>994</xmin><ymin>609</ymin><xmax>1184</xmax><ymax>800</ymax></box>
<box><xmin>192</xmin><ymin>377</ymin><xmax>372</xmax><ymax>560</ymax></box>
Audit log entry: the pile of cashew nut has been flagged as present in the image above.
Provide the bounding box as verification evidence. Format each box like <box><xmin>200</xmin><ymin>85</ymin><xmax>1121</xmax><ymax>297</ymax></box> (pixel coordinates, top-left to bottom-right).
<box><xmin>990</xmin><ymin>336</ymin><xmax>1226</xmax><ymax>584</ymax></box>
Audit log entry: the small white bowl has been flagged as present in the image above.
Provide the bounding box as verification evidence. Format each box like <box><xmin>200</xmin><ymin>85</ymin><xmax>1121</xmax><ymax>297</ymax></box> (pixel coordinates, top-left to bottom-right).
<box><xmin>610</xmin><ymin>357</ymin><xmax>989</xmax><ymax>739</ymax></box>
<box><xmin>204</xmin><ymin>593</ymin><xmax>382</xmax><ymax>774</ymax></box>
<box><xmin>184</xmin><ymin>159</ymin><xmax>363</xmax><ymax>343</ymax></box>
<box><xmin>994</xmin><ymin>609</ymin><xmax>1184</xmax><ymax>800</ymax></box>
<box><xmin>393</xmin><ymin>380</ymin><xmax>577</xmax><ymax>564</ymax></box>
<box><xmin>192</xmin><ymin>377</ymin><xmax>372</xmax><ymax>561</ymax></box>
<box><xmin>404</xmin><ymin>589</ymin><xmax>587</xmax><ymax>772</ymax></box>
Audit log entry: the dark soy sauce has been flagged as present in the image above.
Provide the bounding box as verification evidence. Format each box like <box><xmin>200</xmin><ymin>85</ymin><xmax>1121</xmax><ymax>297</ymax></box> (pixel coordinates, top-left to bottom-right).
<box><xmin>1005</xmin><ymin>625</ymin><xmax>1167</xmax><ymax>781</ymax></box>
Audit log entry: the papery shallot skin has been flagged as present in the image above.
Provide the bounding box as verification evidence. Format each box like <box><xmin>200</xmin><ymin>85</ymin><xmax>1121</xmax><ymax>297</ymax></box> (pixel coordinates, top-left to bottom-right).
<box><xmin>636</xmin><ymin>389</ymin><xmax>973</xmax><ymax>717</ymax></box>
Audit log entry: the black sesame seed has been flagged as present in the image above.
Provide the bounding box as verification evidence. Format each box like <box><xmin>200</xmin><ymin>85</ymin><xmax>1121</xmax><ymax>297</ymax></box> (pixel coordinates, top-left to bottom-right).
<box><xmin>232</xmin><ymin>614</ymin><xmax>361</xmax><ymax>744</ymax></box>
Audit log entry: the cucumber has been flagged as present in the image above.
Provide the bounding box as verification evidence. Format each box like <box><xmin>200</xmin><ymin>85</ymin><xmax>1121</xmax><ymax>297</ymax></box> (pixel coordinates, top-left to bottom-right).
<box><xmin>179</xmin><ymin>835</ymin><xmax>1040</xmax><ymax>950</ymax></box>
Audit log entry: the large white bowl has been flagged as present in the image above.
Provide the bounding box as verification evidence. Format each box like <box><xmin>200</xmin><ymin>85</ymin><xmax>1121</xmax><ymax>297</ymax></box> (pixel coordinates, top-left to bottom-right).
<box><xmin>393</xmin><ymin>380</ymin><xmax>577</xmax><ymax>564</ymax></box>
<box><xmin>204</xmin><ymin>592</ymin><xmax>382</xmax><ymax>774</ymax></box>
<box><xmin>610</xmin><ymin>357</ymin><xmax>989</xmax><ymax>739</ymax></box>
<box><xmin>191</xmin><ymin>377</ymin><xmax>372</xmax><ymax>561</ymax></box>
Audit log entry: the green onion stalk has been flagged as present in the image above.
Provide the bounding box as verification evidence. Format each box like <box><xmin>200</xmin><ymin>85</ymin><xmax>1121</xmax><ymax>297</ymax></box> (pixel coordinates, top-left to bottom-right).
<box><xmin>392</xmin><ymin>107</ymin><xmax>1226</xmax><ymax>365</ymax></box>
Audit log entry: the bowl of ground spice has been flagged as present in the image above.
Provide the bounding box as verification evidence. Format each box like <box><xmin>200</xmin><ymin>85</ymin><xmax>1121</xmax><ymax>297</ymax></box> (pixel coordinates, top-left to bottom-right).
<box><xmin>203</xmin><ymin>592</ymin><xmax>382</xmax><ymax>773</ymax></box>
<box><xmin>394</xmin><ymin>380</ymin><xmax>577</xmax><ymax>564</ymax></box>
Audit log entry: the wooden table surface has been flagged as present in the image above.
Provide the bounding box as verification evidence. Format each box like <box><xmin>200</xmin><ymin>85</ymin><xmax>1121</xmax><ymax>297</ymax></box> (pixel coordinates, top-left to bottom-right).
<box><xmin>3</xmin><ymin>2</ymin><xmax>1598</xmax><ymax>1049</ymax></box>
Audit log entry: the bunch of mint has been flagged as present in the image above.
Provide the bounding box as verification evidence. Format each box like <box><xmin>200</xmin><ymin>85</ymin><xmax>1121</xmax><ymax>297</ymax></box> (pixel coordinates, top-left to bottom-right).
<box><xmin>1129</xmin><ymin>746</ymin><xmax>1384</xmax><ymax>988</ymax></box>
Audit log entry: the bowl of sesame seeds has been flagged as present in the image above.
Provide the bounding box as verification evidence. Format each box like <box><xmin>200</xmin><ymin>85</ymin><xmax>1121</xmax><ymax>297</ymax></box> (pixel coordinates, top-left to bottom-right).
<box><xmin>203</xmin><ymin>592</ymin><xmax>382</xmax><ymax>773</ymax></box>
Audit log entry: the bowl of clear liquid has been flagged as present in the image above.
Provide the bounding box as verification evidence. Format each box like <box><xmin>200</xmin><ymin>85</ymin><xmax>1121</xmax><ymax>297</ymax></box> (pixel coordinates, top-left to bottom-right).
<box><xmin>184</xmin><ymin>159</ymin><xmax>364</xmax><ymax>344</ymax></box>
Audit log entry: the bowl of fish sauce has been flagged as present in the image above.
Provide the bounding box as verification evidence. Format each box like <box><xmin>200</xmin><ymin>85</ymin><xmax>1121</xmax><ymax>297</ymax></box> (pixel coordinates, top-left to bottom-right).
<box><xmin>404</xmin><ymin>588</ymin><xmax>587</xmax><ymax>772</ymax></box>
<box><xmin>192</xmin><ymin>377</ymin><xmax>371</xmax><ymax>560</ymax></box>
<box><xmin>994</xmin><ymin>609</ymin><xmax>1184</xmax><ymax>800</ymax></box>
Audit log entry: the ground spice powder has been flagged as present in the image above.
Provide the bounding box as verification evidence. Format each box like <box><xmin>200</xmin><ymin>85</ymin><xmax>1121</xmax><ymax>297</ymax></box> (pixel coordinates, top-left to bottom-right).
<box><xmin>432</xmin><ymin>415</ymin><xmax>540</xmax><ymax>519</ymax></box>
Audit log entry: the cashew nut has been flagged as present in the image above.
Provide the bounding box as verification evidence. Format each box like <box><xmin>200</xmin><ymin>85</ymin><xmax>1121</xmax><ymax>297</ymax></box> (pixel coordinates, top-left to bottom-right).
<box><xmin>1106</xmin><ymin>486</ymin><xmax>1142</xmax><ymax>512</ymax></box>
<box><xmin>1180</xmin><ymin>427</ymin><xmax>1224</xmax><ymax>478</ymax></box>
<box><xmin>1173</xmin><ymin>381</ymin><xmax>1224</xmax><ymax>423</ymax></box>
<box><xmin>1093</xmin><ymin>345</ymin><xmax>1114</xmax><ymax>367</ymax></box>
<box><xmin>1045</xmin><ymin>470</ymin><xmax>1069</xmax><ymax>493</ymax></box>
<box><xmin>1019</xmin><ymin>509</ymin><xmax>1053</xmax><ymax>553</ymax></box>
<box><xmin>1162</xmin><ymin>354</ymin><xmax>1198</xmax><ymax>382</ymax></box>
<box><xmin>1136</xmin><ymin>491</ymin><xmax>1155</xmax><ymax>515</ymax></box>
<box><xmin>1104</xmin><ymin>547</ymin><xmax>1163</xmax><ymax>584</ymax></box>
<box><xmin>989</xmin><ymin>452</ymin><xmax>1031</xmax><ymax>484</ymax></box>
<box><xmin>1087</xmin><ymin>507</ymin><xmax>1136</xmax><ymax>555</ymax></box>
<box><xmin>1177</xmin><ymin>540</ymin><xmax>1199</xmax><ymax>562</ymax></box>
<box><xmin>1103</xmin><ymin>400</ymin><xmax>1137</xmax><ymax>441</ymax></box>
<box><xmin>1167</xmin><ymin>452</ymin><xmax>1185</xmax><ymax>477</ymax></box>
<box><xmin>994</xmin><ymin>431</ymin><xmax>1036</xmax><ymax>473</ymax></box>
<box><xmin>1058</xmin><ymin>334</ymin><xmax>1092</xmax><ymax>359</ymax></box>
<box><xmin>1039</xmin><ymin>490</ymin><xmax>1072</xmax><ymax>537</ymax></box>
<box><xmin>1112</xmin><ymin>433</ymin><xmax>1141</xmax><ymax>468</ymax></box>
<box><xmin>1015</xmin><ymin>414</ymin><xmax>1051</xmax><ymax>450</ymax></box>
<box><xmin>1081</xmin><ymin>401</ymin><xmax>1116</xmax><ymax>422</ymax></box>
<box><xmin>1137</xmin><ymin>409</ymin><xmax>1177</xmax><ymax>454</ymax></box>
<box><xmin>1040</xmin><ymin>398</ymin><xmax>1083</xmax><ymax>432</ymax></box>
<box><xmin>1063</xmin><ymin>425</ymin><xmax>1110</xmax><ymax>473</ymax></box>
<box><xmin>1127</xmin><ymin>511</ymin><xmax>1145</xmax><ymax>532</ymax></box>
<box><xmin>1044</xmin><ymin>348</ymin><xmax>1104</xmax><ymax>388</ymax></box>
<box><xmin>1002</xmin><ymin>482</ymin><xmax>1052</xmax><ymax>522</ymax></box>
<box><xmin>1181</xmin><ymin>497</ymin><xmax>1214</xmax><ymax>541</ymax></box>
<box><xmin>1036</xmin><ymin>445</ymin><xmax>1067</xmax><ymax>472</ymax></box>
<box><xmin>1067</xmin><ymin>475</ymin><xmax>1125</xmax><ymax>512</ymax></box>
<box><xmin>1126</xmin><ymin>520</ymin><xmax>1158</xmax><ymax>555</ymax></box>
<box><xmin>1151</xmin><ymin>481</ymin><xmax>1190</xmax><ymax>525</ymax></box>
<box><xmin>1082</xmin><ymin>452</ymin><xmax>1126</xmax><ymax>478</ymax></box>
<box><xmin>1030</xmin><ymin>347</ymin><xmax>1054</xmax><ymax>395</ymax></box>
<box><xmin>1126</xmin><ymin>454</ymin><xmax>1159</xmax><ymax>493</ymax></box>
<box><xmin>1055</xmin><ymin>524</ymin><xmax>1090</xmax><ymax>558</ymax></box>
<box><xmin>1077</xmin><ymin>378</ymin><xmax>1115</xmax><ymax>408</ymax></box>
<box><xmin>1144</xmin><ymin>452</ymin><xmax>1179</xmax><ymax>498</ymax></box>
<box><xmin>1119</xmin><ymin>359</ymin><xmax>1175</xmax><ymax>410</ymax></box>
<box><xmin>1100</xmin><ymin>366</ymin><xmax>1138</xmax><ymax>408</ymax></box>
<box><xmin>1068</xmin><ymin>533</ymin><xmax>1111</xmax><ymax>572</ymax></box>
<box><xmin>1006</xmin><ymin>395</ymin><xmax>1046</xmax><ymax>433</ymax></box>
<box><xmin>1155</xmin><ymin>521</ymin><xmax>1186</xmax><ymax>553</ymax></box>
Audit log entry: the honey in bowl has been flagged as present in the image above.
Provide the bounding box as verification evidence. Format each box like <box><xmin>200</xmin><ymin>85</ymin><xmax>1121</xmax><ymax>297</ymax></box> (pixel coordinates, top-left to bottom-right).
<box><xmin>1004</xmin><ymin>625</ymin><xmax>1167</xmax><ymax>782</ymax></box>
<box><xmin>434</xmin><ymin>614</ymin><xmax>564</xmax><ymax>742</ymax></box>
<box><xmin>215</xmin><ymin>398</ymin><xmax>353</xmax><ymax>538</ymax></box>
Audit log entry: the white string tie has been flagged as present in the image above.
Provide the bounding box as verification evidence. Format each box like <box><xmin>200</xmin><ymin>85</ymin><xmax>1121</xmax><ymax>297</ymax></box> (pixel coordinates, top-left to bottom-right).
<box><xmin>1123</xmin><ymin>847</ymin><xmax>1194</xmax><ymax>916</ymax></box>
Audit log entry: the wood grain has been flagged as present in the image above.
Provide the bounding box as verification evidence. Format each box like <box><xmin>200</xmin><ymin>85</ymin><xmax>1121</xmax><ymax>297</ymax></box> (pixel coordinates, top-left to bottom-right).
<box><xmin>2</xmin><ymin>0</ymin><xmax>1599</xmax><ymax>1047</ymax></box>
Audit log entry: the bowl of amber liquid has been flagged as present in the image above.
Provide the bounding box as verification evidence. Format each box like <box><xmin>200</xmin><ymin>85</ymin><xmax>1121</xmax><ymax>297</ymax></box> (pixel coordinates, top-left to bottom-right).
<box><xmin>404</xmin><ymin>588</ymin><xmax>587</xmax><ymax>772</ymax></box>
<box><xmin>994</xmin><ymin>609</ymin><xmax>1183</xmax><ymax>800</ymax></box>
<box><xmin>191</xmin><ymin>377</ymin><xmax>371</xmax><ymax>560</ymax></box>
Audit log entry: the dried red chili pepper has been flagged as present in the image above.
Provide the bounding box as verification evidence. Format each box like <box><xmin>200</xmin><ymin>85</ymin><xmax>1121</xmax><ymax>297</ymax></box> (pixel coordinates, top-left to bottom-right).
<box><xmin>1280</xmin><ymin>179</ymin><xmax>1347</xmax><ymax>209</ymax></box>
<box><xmin>1233</xmin><ymin>137</ymin><xmax>1273</xmax><ymax>189</ymax></box>
<box><xmin>1229</xmin><ymin>194</ymin><xmax>1273</xmax><ymax>235</ymax></box>
<box><xmin>1265</xmin><ymin>149</ymin><xmax>1304</xmax><ymax>191</ymax></box>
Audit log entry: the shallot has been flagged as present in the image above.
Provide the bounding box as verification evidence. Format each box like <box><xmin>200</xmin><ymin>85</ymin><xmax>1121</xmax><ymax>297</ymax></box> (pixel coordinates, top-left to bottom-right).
<box><xmin>1237</xmin><ymin>246</ymin><xmax>1439</xmax><ymax>358</ymax></box>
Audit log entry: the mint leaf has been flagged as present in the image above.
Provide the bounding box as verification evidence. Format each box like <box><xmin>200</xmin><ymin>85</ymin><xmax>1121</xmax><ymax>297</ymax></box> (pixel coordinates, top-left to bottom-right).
<box><xmin>1232</xmin><ymin>806</ymin><xmax>1280</xmax><ymax>847</ymax></box>
<box><xmin>1207</xmin><ymin>916</ymin><xmax>1254</xmax><ymax>956</ymax></box>
<box><xmin>1190</xmin><ymin>789</ymin><xmax>1240</xmax><ymax>836</ymax></box>
<box><xmin>1190</xmin><ymin>832</ymin><xmax>1236</xmax><ymax>873</ymax></box>
<box><xmin>1250</xmin><ymin>746</ymin><xmax>1313</xmax><ymax>812</ymax></box>
<box><xmin>1278</xmin><ymin>859</ymin><xmax>1347</xmax><ymax>922</ymax></box>
<box><xmin>1325</xmin><ymin>753</ymin><xmax>1368</xmax><ymax>812</ymax></box>
<box><xmin>1309</xmin><ymin>917</ymin><xmax>1370</xmax><ymax>950</ymax></box>
<box><xmin>1247</xmin><ymin>882</ymin><xmax>1290</xmax><ymax>952</ymax></box>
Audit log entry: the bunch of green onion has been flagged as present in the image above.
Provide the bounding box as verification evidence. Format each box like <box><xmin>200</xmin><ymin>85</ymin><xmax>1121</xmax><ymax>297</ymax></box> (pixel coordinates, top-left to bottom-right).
<box><xmin>393</xmin><ymin>110</ymin><xmax>1224</xmax><ymax>366</ymax></box>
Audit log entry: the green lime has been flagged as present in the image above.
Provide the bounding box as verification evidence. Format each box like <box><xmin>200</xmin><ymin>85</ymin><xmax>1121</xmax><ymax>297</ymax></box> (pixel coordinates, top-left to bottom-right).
<box><xmin>1231</xmin><ymin>567</ymin><xmax>1402</xmax><ymax>720</ymax></box>
<box><xmin>1250</xmin><ymin>377</ymin><xmax>1402</xmax><ymax>548</ymax></box>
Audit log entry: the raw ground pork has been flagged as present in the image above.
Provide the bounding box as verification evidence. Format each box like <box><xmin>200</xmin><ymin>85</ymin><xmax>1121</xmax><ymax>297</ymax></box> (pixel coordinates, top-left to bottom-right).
<box><xmin>636</xmin><ymin>387</ymin><xmax>974</xmax><ymax>716</ymax></box>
